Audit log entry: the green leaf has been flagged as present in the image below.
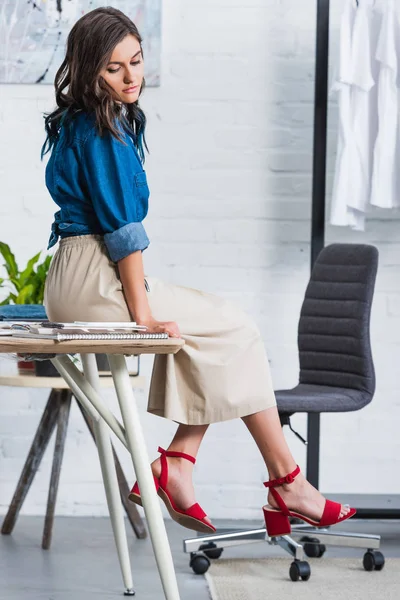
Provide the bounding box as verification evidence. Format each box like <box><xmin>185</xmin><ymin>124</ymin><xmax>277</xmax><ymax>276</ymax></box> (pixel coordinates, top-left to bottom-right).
<box><xmin>9</xmin><ymin>276</ymin><xmax>21</xmax><ymax>293</ymax></box>
<box><xmin>20</xmin><ymin>252</ymin><xmax>41</xmax><ymax>288</ymax></box>
<box><xmin>15</xmin><ymin>284</ymin><xmax>35</xmax><ymax>304</ymax></box>
<box><xmin>0</xmin><ymin>242</ymin><xmax>19</xmax><ymax>279</ymax></box>
<box><xmin>0</xmin><ymin>245</ymin><xmax>53</xmax><ymax>304</ymax></box>
<box><xmin>32</xmin><ymin>255</ymin><xmax>52</xmax><ymax>304</ymax></box>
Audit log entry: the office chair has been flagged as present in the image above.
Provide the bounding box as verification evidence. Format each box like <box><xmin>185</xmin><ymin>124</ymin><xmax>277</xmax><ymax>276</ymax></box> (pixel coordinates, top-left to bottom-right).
<box><xmin>183</xmin><ymin>243</ymin><xmax>384</xmax><ymax>582</ymax></box>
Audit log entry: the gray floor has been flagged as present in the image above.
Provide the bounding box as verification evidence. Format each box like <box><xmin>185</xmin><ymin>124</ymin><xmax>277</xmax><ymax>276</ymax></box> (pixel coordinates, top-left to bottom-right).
<box><xmin>1</xmin><ymin>517</ymin><xmax>399</xmax><ymax>599</ymax></box>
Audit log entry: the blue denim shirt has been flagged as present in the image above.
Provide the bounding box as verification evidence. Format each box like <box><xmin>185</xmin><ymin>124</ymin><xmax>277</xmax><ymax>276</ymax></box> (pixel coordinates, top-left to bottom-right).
<box><xmin>44</xmin><ymin>110</ymin><xmax>150</xmax><ymax>262</ymax></box>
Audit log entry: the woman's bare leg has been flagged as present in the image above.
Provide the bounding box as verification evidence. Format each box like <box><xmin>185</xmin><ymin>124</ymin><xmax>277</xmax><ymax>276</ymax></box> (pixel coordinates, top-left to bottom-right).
<box><xmin>167</xmin><ymin>423</ymin><xmax>209</xmax><ymax>456</ymax></box>
<box><xmin>151</xmin><ymin>408</ymin><xmax>350</xmax><ymax>525</ymax></box>
<box><xmin>150</xmin><ymin>424</ymin><xmax>213</xmax><ymax>525</ymax></box>
<box><xmin>242</xmin><ymin>406</ymin><xmax>350</xmax><ymax>520</ymax></box>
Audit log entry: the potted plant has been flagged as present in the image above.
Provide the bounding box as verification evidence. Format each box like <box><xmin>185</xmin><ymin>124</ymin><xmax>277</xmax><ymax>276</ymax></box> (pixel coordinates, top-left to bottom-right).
<box><xmin>0</xmin><ymin>242</ymin><xmax>54</xmax><ymax>375</ymax></box>
<box><xmin>0</xmin><ymin>243</ymin><xmax>51</xmax><ymax>305</ymax></box>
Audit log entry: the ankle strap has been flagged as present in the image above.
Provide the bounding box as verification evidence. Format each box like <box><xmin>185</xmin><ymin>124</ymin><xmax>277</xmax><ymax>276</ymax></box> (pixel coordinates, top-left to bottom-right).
<box><xmin>158</xmin><ymin>446</ymin><xmax>196</xmax><ymax>465</ymax></box>
<box><xmin>263</xmin><ymin>465</ymin><xmax>300</xmax><ymax>489</ymax></box>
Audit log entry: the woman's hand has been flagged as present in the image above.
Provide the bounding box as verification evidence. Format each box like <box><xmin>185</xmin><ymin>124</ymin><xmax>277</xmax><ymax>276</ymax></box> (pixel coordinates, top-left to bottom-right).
<box><xmin>137</xmin><ymin>316</ymin><xmax>181</xmax><ymax>338</ymax></box>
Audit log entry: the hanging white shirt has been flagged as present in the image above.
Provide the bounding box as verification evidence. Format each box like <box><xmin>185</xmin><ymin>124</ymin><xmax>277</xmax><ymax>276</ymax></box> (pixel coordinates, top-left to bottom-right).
<box><xmin>370</xmin><ymin>0</ymin><xmax>400</xmax><ymax>209</ymax></box>
<box><xmin>330</xmin><ymin>0</ymin><xmax>359</xmax><ymax>229</ymax></box>
<box><xmin>347</xmin><ymin>0</ymin><xmax>380</xmax><ymax>227</ymax></box>
<box><xmin>330</xmin><ymin>0</ymin><xmax>381</xmax><ymax>230</ymax></box>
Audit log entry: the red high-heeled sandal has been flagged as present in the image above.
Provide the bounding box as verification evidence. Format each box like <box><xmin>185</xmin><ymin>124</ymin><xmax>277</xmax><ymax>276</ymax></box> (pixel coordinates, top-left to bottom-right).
<box><xmin>262</xmin><ymin>465</ymin><xmax>357</xmax><ymax>537</ymax></box>
<box><xmin>129</xmin><ymin>446</ymin><xmax>216</xmax><ymax>534</ymax></box>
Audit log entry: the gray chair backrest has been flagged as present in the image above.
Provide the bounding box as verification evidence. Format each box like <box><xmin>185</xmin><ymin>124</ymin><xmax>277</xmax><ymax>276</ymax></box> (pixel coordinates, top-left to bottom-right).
<box><xmin>298</xmin><ymin>243</ymin><xmax>378</xmax><ymax>395</ymax></box>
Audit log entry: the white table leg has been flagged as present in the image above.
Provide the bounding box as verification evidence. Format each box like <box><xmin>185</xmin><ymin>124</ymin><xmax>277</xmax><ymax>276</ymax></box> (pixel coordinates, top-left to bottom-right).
<box><xmin>51</xmin><ymin>356</ymin><xmax>126</xmax><ymax>446</ymax></box>
<box><xmin>107</xmin><ymin>354</ymin><xmax>181</xmax><ymax>600</ymax></box>
<box><xmin>80</xmin><ymin>354</ymin><xmax>135</xmax><ymax>597</ymax></box>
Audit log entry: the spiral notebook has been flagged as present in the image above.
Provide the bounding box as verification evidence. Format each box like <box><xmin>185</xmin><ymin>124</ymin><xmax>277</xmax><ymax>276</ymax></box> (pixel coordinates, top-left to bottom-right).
<box><xmin>7</xmin><ymin>321</ymin><xmax>169</xmax><ymax>341</ymax></box>
<box><xmin>11</xmin><ymin>331</ymin><xmax>169</xmax><ymax>341</ymax></box>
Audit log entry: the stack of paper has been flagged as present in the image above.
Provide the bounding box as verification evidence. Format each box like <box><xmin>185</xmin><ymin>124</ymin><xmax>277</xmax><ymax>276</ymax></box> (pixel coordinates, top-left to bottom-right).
<box><xmin>0</xmin><ymin>321</ymin><xmax>149</xmax><ymax>338</ymax></box>
<box><xmin>12</xmin><ymin>321</ymin><xmax>148</xmax><ymax>334</ymax></box>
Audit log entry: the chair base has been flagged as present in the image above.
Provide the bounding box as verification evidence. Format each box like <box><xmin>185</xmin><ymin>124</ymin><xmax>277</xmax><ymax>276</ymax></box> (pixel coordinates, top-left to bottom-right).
<box><xmin>183</xmin><ymin>524</ymin><xmax>382</xmax><ymax>580</ymax></box>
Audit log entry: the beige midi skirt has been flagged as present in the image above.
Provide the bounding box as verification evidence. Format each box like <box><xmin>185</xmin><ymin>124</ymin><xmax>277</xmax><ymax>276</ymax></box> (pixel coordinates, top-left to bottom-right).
<box><xmin>44</xmin><ymin>234</ymin><xmax>276</xmax><ymax>425</ymax></box>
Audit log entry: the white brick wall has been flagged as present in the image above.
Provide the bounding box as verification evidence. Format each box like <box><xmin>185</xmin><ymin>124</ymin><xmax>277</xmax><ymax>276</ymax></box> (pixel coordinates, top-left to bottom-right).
<box><xmin>0</xmin><ymin>0</ymin><xmax>399</xmax><ymax>520</ymax></box>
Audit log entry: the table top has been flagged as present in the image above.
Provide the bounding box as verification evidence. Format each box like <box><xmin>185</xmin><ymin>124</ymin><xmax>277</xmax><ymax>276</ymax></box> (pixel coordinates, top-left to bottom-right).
<box><xmin>0</xmin><ymin>373</ymin><xmax>146</xmax><ymax>389</ymax></box>
<box><xmin>0</xmin><ymin>336</ymin><xmax>185</xmax><ymax>355</ymax></box>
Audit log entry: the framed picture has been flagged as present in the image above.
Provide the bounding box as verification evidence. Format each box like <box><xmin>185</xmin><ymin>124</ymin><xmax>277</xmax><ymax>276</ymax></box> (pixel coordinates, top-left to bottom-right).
<box><xmin>0</xmin><ymin>0</ymin><xmax>161</xmax><ymax>85</ymax></box>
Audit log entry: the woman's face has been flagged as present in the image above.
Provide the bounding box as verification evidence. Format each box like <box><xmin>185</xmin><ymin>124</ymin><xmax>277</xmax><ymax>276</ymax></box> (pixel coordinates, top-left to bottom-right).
<box><xmin>101</xmin><ymin>34</ymin><xmax>144</xmax><ymax>104</ymax></box>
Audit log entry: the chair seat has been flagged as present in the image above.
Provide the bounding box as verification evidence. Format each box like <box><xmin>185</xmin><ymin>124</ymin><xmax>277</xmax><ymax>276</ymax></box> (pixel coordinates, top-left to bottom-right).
<box><xmin>275</xmin><ymin>383</ymin><xmax>372</xmax><ymax>414</ymax></box>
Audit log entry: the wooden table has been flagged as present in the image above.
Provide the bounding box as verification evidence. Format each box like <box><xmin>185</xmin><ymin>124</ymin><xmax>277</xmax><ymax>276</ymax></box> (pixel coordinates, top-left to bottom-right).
<box><xmin>0</xmin><ymin>336</ymin><xmax>185</xmax><ymax>599</ymax></box>
<box><xmin>0</xmin><ymin>373</ymin><xmax>148</xmax><ymax>549</ymax></box>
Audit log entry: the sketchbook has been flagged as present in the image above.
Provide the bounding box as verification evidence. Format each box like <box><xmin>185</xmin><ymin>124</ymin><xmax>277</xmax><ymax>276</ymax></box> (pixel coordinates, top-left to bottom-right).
<box><xmin>0</xmin><ymin>320</ymin><xmax>146</xmax><ymax>330</ymax></box>
<box><xmin>10</xmin><ymin>331</ymin><xmax>169</xmax><ymax>341</ymax></box>
<box><xmin>4</xmin><ymin>320</ymin><xmax>169</xmax><ymax>341</ymax></box>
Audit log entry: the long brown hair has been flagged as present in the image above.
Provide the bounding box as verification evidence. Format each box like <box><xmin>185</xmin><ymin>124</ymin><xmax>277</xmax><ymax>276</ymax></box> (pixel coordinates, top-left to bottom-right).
<box><xmin>41</xmin><ymin>7</ymin><xmax>148</xmax><ymax>162</ymax></box>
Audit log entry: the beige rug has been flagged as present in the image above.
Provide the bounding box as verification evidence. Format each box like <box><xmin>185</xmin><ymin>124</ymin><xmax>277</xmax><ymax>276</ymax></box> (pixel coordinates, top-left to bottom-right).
<box><xmin>205</xmin><ymin>557</ymin><xmax>400</xmax><ymax>600</ymax></box>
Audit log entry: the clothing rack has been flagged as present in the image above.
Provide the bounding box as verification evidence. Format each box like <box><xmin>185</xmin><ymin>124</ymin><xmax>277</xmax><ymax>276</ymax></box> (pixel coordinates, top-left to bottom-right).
<box><xmin>308</xmin><ymin>0</ymin><xmax>400</xmax><ymax>519</ymax></box>
<box><xmin>307</xmin><ymin>0</ymin><xmax>329</xmax><ymax>489</ymax></box>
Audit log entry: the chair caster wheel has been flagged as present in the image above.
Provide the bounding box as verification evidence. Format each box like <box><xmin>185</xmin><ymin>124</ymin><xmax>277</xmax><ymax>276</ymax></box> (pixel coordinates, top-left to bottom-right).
<box><xmin>300</xmin><ymin>536</ymin><xmax>326</xmax><ymax>558</ymax></box>
<box><xmin>289</xmin><ymin>560</ymin><xmax>311</xmax><ymax>581</ymax></box>
<box><xmin>199</xmin><ymin>542</ymin><xmax>224</xmax><ymax>560</ymax></box>
<box><xmin>363</xmin><ymin>550</ymin><xmax>385</xmax><ymax>571</ymax></box>
<box><xmin>190</xmin><ymin>553</ymin><xmax>211</xmax><ymax>575</ymax></box>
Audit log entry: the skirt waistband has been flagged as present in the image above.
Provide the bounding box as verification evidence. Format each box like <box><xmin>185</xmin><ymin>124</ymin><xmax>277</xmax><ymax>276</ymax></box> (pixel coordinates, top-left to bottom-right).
<box><xmin>58</xmin><ymin>234</ymin><xmax>106</xmax><ymax>247</ymax></box>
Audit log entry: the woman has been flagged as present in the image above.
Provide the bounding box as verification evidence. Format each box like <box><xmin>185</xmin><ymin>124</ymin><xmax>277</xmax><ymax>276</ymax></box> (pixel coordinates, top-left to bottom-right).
<box><xmin>42</xmin><ymin>7</ymin><xmax>355</xmax><ymax>536</ymax></box>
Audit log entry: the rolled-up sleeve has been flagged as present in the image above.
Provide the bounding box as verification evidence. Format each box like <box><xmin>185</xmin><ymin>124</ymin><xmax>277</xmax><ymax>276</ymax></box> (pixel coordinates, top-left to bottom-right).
<box><xmin>81</xmin><ymin>127</ymin><xmax>150</xmax><ymax>262</ymax></box>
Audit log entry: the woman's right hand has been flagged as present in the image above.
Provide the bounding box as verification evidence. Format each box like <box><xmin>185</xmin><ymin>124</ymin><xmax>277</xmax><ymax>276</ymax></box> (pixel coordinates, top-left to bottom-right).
<box><xmin>137</xmin><ymin>316</ymin><xmax>181</xmax><ymax>338</ymax></box>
